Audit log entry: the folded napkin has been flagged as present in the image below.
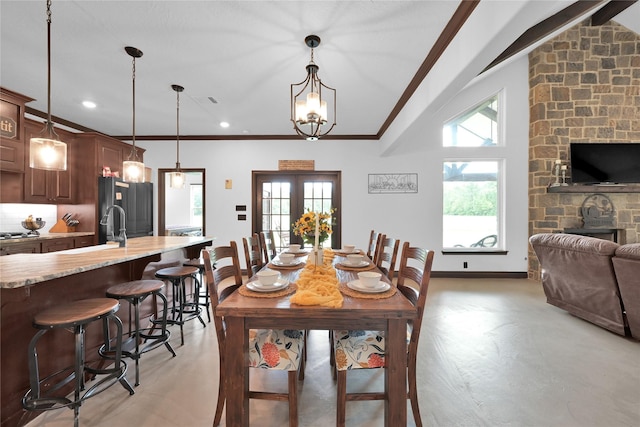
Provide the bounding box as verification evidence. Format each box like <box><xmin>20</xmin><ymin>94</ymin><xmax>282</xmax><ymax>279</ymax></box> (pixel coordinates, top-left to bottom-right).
<box><xmin>290</xmin><ymin>249</ymin><xmax>343</xmax><ymax>308</ymax></box>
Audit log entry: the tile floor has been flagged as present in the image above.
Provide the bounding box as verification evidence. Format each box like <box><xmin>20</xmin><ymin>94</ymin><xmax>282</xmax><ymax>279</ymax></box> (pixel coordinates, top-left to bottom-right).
<box><xmin>23</xmin><ymin>278</ymin><xmax>640</xmax><ymax>426</ymax></box>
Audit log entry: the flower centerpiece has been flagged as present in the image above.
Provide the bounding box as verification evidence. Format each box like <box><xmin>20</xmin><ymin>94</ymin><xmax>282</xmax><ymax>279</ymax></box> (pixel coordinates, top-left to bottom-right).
<box><xmin>292</xmin><ymin>209</ymin><xmax>335</xmax><ymax>247</ymax></box>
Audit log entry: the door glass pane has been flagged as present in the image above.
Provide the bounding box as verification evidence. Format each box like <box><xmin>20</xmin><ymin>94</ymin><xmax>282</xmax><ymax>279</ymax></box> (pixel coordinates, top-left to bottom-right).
<box><xmin>303</xmin><ymin>181</ymin><xmax>335</xmax><ymax>248</ymax></box>
<box><xmin>262</xmin><ymin>181</ymin><xmax>291</xmax><ymax>251</ymax></box>
<box><xmin>443</xmin><ymin>161</ymin><xmax>500</xmax><ymax>249</ymax></box>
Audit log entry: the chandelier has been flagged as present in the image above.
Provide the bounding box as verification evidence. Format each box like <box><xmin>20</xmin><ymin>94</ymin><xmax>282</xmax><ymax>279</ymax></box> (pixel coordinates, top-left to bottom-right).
<box><xmin>29</xmin><ymin>0</ymin><xmax>67</xmax><ymax>171</ymax></box>
<box><xmin>290</xmin><ymin>35</ymin><xmax>336</xmax><ymax>141</ymax></box>
<box><xmin>169</xmin><ymin>84</ymin><xmax>186</xmax><ymax>189</ymax></box>
<box><xmin>122</xmin><ymin>46</ymin><xmax>145</xmax><ymax>183</ymax></box>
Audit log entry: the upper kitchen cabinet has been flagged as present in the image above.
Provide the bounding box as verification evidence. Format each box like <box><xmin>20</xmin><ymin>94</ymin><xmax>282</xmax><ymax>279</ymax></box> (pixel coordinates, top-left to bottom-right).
<box><xmin>23</xmin><ymin>119</ymin><xmax>75</xmax><ymax>204</ymax></box>
<box><xmin>0</xmin><ymin>88</ymin><xmax>33</xmax><ymax>173</ymax></box>
<box><xmin>74</xmin><ymin>133</ymin><xmax>145</xmax><ymax>204</ymax></box>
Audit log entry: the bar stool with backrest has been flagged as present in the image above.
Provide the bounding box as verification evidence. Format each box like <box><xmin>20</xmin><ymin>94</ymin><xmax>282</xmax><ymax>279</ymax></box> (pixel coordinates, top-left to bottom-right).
<box><xmin>332</xmin><ymin>242</ymin><xmax>435</xmax><ymax>427</ymax></box>
<box><xmin>374</xmin><ymin>234</ymin><xmax>400</xmax><ymax>281</ymax></box>
<box><xmin>259</xmin><ymin>230</ymin><xmax>278</xmax><ymax>264</ymax></box>
<box><xmin>22</xmin><ymin>298</ymin><xmax>135</xmax><ymax>427</ymax></box>
<box><xmin>155</xmin><ymin>265</ymin><xmax>206</xmax><ymax>345</ymax></box>
<box><xmin>203</xmin><ymin>241</ymin><xmax>306</xmax><ymax>427</ymax></box>
<box><xmin>183</xmin><ymin>256</ymin><xmax>211</xmax><ymax>322</ymax></box>
<box><xmin>100</xmin><ymin>280</ymin><xmax>176</xmax><ymax>386</ymax></box>
<box><xmin>242</xmin><ymin>233</ymin><xmax>264</xmax><ymax>277</ymax></box>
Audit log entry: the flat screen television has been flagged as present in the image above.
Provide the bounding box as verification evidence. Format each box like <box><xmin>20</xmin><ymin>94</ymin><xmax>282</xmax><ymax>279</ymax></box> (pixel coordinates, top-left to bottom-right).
<box><xmin>570</xmin><ymin>143</ymin><xmax>640</xmax><ymax>184</ymax></box>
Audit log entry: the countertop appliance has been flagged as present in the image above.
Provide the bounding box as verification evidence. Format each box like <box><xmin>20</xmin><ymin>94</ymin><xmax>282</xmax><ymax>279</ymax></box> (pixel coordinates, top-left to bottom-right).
<box><xmin>98</xmin><ymin>177</ymin><xmax>153</xmax><ymax>244</ymax></box>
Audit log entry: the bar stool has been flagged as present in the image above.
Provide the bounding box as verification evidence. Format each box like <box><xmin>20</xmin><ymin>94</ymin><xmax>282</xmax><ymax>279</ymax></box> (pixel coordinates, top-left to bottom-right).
<box><xmin>155</xmin><ymin>266</ymin><xmax>206</xmax><ymax>345</ymax></box>
<box><xmin>100</xmin><ymin>280</ymin><xmax>176</xmax><ymax>386</ymax></box>
<box><xmin>22</xmin><ymin>298</ymin><xmax>135</xmax><ymax>427</ymax></box>
<box><xmin>183</xmin><ymin>257</ymin><xmax>211</xmax><ymax>322</ymax></box>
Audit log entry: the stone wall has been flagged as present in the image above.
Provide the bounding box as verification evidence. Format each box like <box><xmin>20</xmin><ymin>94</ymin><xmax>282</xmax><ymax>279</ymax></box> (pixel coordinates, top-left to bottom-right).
<box><xmin>528</xmin><ymin>19</ymin><xmax>640</xmax><ymax>280</ymax></box>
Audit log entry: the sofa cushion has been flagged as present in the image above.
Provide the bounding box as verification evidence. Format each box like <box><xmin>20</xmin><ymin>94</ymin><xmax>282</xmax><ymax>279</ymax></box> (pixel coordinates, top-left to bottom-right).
<box><xmin>529</xmin><ymin>233</ymin><xmax>625</xmax><ymax>335</ymax></box>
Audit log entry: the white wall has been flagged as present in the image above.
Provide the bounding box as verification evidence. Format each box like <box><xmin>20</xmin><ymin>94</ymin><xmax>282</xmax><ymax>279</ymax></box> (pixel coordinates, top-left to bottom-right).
<box><xmin>140</xmin><ymin>56</ymin><xmax>530</xmax><ymax>273</ymax></box>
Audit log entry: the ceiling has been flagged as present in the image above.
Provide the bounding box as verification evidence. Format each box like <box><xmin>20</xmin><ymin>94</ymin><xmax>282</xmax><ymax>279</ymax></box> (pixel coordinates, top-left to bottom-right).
<box><xmin>1</xmin><ymin>1</ymin><xmax>638</xmax><ymax>142</ymax></box>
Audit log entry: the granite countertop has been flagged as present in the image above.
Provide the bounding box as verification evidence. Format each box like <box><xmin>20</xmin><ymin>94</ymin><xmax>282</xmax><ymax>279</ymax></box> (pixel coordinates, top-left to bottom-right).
<box><xmin>0</xmin><ymin>236</ymin><xmax>213</xmax><ymax>289</ymax></box>
<box><xmin>0</xmin><ymin>232</ymin><xmax>94</xmax><ymax>245</ymax></box>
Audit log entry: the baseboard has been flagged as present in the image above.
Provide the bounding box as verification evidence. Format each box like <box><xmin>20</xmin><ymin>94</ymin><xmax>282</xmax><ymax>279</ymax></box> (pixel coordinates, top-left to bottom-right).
<box><xmin>431</xmin><ymin>271</ymin><xmax>528</xmax><ymax>279</ymax></box>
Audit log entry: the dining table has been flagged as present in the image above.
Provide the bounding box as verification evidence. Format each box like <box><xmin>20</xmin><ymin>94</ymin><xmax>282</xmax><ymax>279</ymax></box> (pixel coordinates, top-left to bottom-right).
<box><xmin>215</xmin><ymin>248</ymin><xmax>418</xmax><ymax>426</ymax></box>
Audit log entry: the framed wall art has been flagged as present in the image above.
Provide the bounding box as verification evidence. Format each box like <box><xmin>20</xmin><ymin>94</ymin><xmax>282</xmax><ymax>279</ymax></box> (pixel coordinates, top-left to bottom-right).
<box><xmin>368</xmin><ymin>173</ymin><xmax>418</xmax><ymax>194</ymax></box>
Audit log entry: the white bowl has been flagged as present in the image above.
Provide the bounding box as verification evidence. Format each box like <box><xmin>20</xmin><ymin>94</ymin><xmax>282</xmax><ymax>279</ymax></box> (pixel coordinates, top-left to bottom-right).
<box><xmin>358</xmin><ymin>271</ymin><xmax>382</xmax><ymax>288</ymax></box>
<box><xmin>346</xmin><ymin>254</ymin><xmax>364</xmax><ymax>265</ymax></box>
<box><xmin>256</xmin><ymin>269</ymin><xmax>280</xmax><ymax>286</ymax></box>
<box><xmin>342</xmin><ymin>244</ymin><xmax>356</xmax><ymax>253</ymax></box>
<box><xmin>288</xmin><ymin>244</ymin><xmax>301</xmax><ymax>253</ymax></box>
<box><xmin>279</xmin><ymin>253</ymin><xmax>295</xmax><ymax>265</ymax></box>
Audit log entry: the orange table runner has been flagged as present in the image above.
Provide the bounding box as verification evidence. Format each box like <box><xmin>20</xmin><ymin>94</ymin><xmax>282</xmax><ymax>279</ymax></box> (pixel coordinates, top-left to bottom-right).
<box><xmin>289</xmin><ymin>249</ymin><xmax>344</xmax><ymax>308</ymax></box>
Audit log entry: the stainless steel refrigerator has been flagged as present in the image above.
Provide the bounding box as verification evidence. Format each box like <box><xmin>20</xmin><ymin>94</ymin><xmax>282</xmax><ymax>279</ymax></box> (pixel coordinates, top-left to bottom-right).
<box><xmin>98</xmin><ymin>177</ymin><xmax>153</xmax><ymax>244</ymax></box>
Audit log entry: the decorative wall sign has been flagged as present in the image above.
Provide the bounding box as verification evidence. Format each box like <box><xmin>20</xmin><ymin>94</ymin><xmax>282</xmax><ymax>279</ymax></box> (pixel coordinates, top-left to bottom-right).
<box><xmin>368</xmin><ymin>173</ymin><xmax>418</xmax><ymax>194</ymax></box>
<box><xmin>279</xmin><ymin>160</ymin><xmax>315</xmax><ymax>170</ymax></box>
<box><xmin>581</xmin><ymin>193</ymin><xmax>615</xmax><ymax>227</ymax></box>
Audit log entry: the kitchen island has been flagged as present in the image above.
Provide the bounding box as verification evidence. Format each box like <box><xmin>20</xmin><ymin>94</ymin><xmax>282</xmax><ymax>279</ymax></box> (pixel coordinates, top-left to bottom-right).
<box><xmin>0</xmin><ymin>236</ymin><xmax>213</xmax><ymax>427</ymax></box>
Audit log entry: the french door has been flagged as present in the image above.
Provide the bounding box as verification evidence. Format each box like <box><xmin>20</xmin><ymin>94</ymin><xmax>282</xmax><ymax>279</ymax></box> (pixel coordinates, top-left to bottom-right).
<box><xmin>252</xmin><ymin>171</ymin><xmax>341</xmax><ymax>251</ymax></box>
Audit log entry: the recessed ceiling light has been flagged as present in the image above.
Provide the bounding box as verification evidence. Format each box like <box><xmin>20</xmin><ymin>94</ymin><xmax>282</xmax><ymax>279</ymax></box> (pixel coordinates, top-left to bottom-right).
<box><xmin>220</xmin><ymin>121</ymin><xmax>230</xmax><ymax>128</ymax></box>
<box><xmin>82</xmin><ymin>100</ymin><xmax>97</xmax><ymax>109</ymax></box>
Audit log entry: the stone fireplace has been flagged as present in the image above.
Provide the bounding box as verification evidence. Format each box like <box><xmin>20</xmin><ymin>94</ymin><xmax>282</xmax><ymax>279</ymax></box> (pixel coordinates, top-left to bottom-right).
<box><xmin>528</xmin><ymin>18</ymin><xmax>640</xmax><ymax>280</ymax></box>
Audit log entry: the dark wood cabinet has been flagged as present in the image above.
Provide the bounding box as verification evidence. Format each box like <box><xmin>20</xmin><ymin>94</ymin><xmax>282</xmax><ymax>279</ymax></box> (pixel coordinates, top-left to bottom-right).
<box><xmin>23</xmin><ymin>120</ymin><xmax>74</xmax><ymax>203</ymax></box>
<box><xmin>0</xmin><ymin>235</ymin><xmax>95</xmax><ymax>256</ymax></box>
<box><xmin>0</xmin><ymin>88</ymin><xmax>32</xmax><ymax>173</ymax></box>
<box><xmin>74</xmin><ymin>235</ymin><xmax>95</xmax><ymax>248</ymax></box>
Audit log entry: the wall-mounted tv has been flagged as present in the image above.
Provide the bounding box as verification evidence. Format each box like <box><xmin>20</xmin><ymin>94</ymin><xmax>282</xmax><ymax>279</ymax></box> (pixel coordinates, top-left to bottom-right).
<box><xmin>570</xmin><ymin>143</ymin><xmax>640</xmax><ymax>184</ymax></box>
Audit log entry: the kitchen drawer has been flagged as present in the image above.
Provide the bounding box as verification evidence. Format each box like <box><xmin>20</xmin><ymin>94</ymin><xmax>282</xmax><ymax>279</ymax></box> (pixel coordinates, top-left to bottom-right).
<box><xmin>41</xmin><ymin>237</ymin><xmax>75</xmax><ymax>253</ymax></box>
<box><xmin>0</xmin><ymin>241</ymin><xmax>40</xmax><ymax>255</ymax></box>
<box><xmin>74</xmin><ymin>236</ymin><xmax>95</xmax><ymax>248</ymax></box>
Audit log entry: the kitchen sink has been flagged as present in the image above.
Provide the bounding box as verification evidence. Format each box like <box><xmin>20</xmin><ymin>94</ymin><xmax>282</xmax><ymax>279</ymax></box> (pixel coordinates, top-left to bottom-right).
<box><xmin>58</xmin><ymin>243</ymin><xmax>121</xmax><ymax>254</ymax></box>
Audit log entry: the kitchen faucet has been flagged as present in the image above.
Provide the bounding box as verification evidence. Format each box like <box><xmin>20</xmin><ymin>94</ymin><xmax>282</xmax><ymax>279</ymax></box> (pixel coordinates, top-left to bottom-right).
<box><xmin>100</xmin><ymin>205</ymin><xmax>127</xmax><ymax>247</ymax></box>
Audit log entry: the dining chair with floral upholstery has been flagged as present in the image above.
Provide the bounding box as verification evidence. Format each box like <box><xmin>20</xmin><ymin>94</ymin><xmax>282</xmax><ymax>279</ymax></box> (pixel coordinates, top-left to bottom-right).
<box><xmin>332</xmin><ymin>241</ymin><xmax>434</xmax><ymax>427</ymax></box>
<box><xmin>242</xmin><ymin>233</ymin><xmax>264</xmax><ymax>278</ymax></box>
<box><xmin>374</xmin><ymin>234</ymin><xmax>400</xmax><ymax>280</ymax></box>
<box><xmin>259</xmin><ymin>230</ymin><xmax>277</xmax><ymax>264</ymax></box>
<box><xmin>203</xmin><ymin>242</ymin><xmax>306</xmax><ymax>427</ymax></box>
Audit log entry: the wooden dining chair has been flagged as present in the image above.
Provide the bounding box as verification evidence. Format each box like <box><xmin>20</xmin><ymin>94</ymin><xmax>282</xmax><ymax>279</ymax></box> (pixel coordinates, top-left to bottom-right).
<box><xmin>203</xmin><ymin>242</ymin><xmax>306</xmax><ymax>427</ymax></box>
<box><xmin>374</xmin><ymin>234</ymin><xmax>400</xmax><ymax>280</ymax></box>
<box><xmin>242</xmin><ymin>233</ymin><xmax>264</xmax><ymax>278</ymax></box>
<box><xmin>366</xmin><ymin>229</ymin><xmax>381</xmax><ymax>259</ymax></box>
<box><xmin>332</xmin><ymin>242</ymin><xmax>434</xmax><ymax>427</ymax></box>
<box><xmin>259</xmin><ymin>230</ymin><xmax>277</xmax><ymax>264</ymax></box>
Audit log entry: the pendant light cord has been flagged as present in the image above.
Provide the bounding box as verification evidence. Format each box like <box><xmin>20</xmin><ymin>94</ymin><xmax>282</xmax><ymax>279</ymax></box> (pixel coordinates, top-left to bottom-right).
<box><xmin>46</xmin><ymin>0</ymin><xmax>52</xmax><ymax>125</ymax></box>
<box><xmin>176</xmin><ymin>88</ymin><xmax>180</xmax><ymax>169</ymax></box>
<box><xmin>131</xmin><ymin>54</ymin><xmax>138</xmax><ymax>160</ymax></box>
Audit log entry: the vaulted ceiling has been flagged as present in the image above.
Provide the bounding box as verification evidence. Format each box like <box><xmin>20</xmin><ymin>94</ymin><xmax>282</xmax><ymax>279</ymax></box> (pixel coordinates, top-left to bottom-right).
<box><xmin>1</xmin><ymin>1</ymin><xmax>638</xmax><ymax>143</ymax></box>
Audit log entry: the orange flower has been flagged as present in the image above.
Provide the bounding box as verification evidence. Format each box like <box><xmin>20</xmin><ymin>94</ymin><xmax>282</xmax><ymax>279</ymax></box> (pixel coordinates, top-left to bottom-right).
<box><xmin>261</xmin><ymin>342</ymin><xmax>280</xmax><ymax>367</ymax></box>
<box><xmin>367</xmin><ymin>353</ymin><xmax>385</xmax><ymax>368</ymax></box>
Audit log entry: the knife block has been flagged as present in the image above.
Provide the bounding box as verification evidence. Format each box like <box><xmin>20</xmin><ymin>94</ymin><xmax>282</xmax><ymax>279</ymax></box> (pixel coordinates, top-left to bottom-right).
<box><xmin>49</xmin><ymin>219</ymin><xmax>77</xmax><ymax>233</ymax></box>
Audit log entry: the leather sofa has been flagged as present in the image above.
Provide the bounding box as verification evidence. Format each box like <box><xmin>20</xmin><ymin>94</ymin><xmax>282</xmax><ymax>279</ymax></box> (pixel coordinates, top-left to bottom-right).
<box><xmin>612</xmin><ymin>243</ymin><xmax>640</xmax><ymax>339</ymax></box>
<box><xmin>529</xmin><ymin>233</ymin><xmax>637</xmax><ymax>339</ymax></box>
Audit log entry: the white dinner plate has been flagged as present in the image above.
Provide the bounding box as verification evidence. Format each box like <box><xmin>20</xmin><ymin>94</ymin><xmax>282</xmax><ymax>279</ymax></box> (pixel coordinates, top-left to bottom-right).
<box><xmin>246</xmin><ymin>279</ymin><xmax>289</xmax><ymax>293</ymax></box>
<box><xmin>340</xmin><ymin>260</ymin><xmax>370</xmax><ymax>268</ymax></box>
<box><xmin>347</xmin><ymin>280</ymin><xmax>391</xmax><ymax>294</ymax></box>
<box><xmin>271</xmin><ymin>259</ymin><xmax>303</xmax><ymax>267</ymax></box>
<box><xmin>284</xmin><ymin>250</ymin><xmax>308</xmax><ymax>255</ymax></box>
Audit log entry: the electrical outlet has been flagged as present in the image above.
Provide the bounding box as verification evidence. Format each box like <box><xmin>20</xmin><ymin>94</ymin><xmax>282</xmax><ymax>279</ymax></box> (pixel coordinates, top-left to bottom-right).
<box><xmin>463</xmin><ymin>261</ymin><xmax>468</xmax><ymax>269</ymax></box>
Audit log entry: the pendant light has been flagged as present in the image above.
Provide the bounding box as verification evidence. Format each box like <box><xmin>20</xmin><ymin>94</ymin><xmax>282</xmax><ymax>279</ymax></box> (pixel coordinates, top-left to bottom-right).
<box><xmin>169</xmin><ymin>84</ymin><xmax>186</xmax><ymax>189</ymax></box>
<box><xmin>290</xmin><ymin>35</ymin><xmax>337</xmax><ymax>141</ymax></box>
<box><xmin>122</xmin><ymin>46</ymin><xmax>145</xmax><ymax>183</ymax></box>
<box><xmin>29</xmin><ymin>0</ymin><xmax>67</xmax><ymax>171</ymax></box>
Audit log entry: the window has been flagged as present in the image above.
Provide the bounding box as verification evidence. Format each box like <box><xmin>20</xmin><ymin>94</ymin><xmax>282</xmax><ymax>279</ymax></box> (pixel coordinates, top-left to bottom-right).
<box><xmin>443</xmin><ymin>95</ymin><xmax>498</xmax><ymax>147</ymax></box>
<box><xmin>442</xmin><ymin>93</ymin><xmax>502</xmax><ymax>250</ymax></box>
<box><xmin>443</xmin><ymin>161</ymin><xmax>500</xmax><ymax>249</ymax></box>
